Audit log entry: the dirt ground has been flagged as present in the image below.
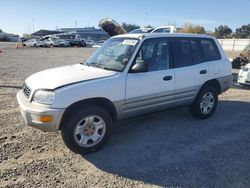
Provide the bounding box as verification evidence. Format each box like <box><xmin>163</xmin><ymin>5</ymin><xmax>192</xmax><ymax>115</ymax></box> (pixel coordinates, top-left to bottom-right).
<box><xmin>0</xmin><ymin>42</ymin><xmax>250</xmax><ymax>188</ymax></box>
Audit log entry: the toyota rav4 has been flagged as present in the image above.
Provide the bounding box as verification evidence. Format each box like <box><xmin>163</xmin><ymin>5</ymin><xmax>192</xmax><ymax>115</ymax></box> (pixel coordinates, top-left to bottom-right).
<box><xmin>17</xmin><ymin>33</ymin><xmax>233</xmax><ymax>154</ymax></box>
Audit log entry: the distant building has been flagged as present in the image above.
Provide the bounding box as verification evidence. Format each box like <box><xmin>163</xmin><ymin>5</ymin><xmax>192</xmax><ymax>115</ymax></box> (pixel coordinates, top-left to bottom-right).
<box><xmin>58</xmin><ymin>27</ymin><xmax>109</xmax><ymax>41</ymax></box>
<box><xmin>0</xmin><ymin>30</ymin><xmax>19</xmax><ymax>42</ymax></box>
<box><xmin>31</xmin><ymin>27</ymin><xmax>109</xmax><ymax>42</ymax></box>
<box><xmin>31</xmin><ymin>30</ymin><xmax>63</xmax><ymax>37</ymax></box>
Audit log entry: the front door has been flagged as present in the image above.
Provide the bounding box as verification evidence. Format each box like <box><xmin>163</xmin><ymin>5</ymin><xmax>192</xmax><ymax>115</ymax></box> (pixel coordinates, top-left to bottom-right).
<box><xmin>125</xmin><ymin>38</ymin><xmax>175</xmax><ymax>118</ymax></box>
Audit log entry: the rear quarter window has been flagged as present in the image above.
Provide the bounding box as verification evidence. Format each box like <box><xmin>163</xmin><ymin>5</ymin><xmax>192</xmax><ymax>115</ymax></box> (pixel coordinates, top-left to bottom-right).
<box><xmin>200</xmin><ymin>39</ymin><xmax>221</xmax><ymax>61</ymax></box>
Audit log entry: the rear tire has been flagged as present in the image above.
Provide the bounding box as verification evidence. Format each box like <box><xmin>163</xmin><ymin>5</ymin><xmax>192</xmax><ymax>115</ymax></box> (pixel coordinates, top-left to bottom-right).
<box><xmin>61</xmin><ymin>105</ymin><xmax>112</xmax><ymax>154</ymax></box>
<box><xmin>189</xmin><ymin>86</ymin><xmax>218</xmax><ymax>119</ymax></box>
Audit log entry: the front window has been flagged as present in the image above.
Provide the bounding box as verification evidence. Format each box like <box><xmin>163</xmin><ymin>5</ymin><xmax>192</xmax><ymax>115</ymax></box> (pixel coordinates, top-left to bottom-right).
<box><xmin>85</xmin><ymin>38</ymin><xmax>139</xmax><ymax>72</ymax></box>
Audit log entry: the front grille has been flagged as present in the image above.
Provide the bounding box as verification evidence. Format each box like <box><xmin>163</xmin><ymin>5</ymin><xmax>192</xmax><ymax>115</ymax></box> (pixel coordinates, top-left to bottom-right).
<box><xmin>22</xmin><ymin>83</ymin><xmax>31</xmax><ymax>98</ymax></box>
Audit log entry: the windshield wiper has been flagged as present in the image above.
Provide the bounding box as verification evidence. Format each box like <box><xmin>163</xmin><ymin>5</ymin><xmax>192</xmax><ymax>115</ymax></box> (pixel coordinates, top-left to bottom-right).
<box><xmin>90</xmin><ymin>62</ymin><xmax>104</xmax><ymax>68</ymax></box>
<box><xmin>103</xmin><ymin>67</ymin><xmax>119</xmax><ymax>72</ymax></box>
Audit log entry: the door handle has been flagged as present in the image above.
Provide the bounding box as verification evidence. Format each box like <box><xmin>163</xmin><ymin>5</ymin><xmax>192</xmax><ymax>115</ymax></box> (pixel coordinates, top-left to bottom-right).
<box><xmin>163</xmin><ymin>76</ymin><xmax>173</xmax><ymax>81</ymax></box>
<box><xmin>200</xmin><ymin>70</ymin><xmax>207</xmax><ymax>74</ymax></box>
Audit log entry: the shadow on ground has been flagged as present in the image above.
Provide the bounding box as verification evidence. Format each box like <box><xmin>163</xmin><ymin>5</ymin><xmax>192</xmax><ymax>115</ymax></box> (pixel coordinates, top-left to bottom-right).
<box><xmin>84</xmin><ymin>100</ymin><xmax>250</xmax><ymax>187</ymax></box>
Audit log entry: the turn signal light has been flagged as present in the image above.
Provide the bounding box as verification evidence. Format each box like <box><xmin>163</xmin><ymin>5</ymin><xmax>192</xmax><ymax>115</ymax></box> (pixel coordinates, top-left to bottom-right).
<box><xmin>39</xmin><ymin>115</ymin><xmax>53</xmax><ymax>123</ymax></box>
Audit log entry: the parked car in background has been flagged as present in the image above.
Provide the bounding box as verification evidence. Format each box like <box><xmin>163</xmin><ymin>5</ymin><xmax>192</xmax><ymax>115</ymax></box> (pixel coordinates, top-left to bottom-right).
<box><xmin>86</xmin><ymin>40</ymin><xmax>95</xmax><ymax>47</ymax></box>
<box><xmin>24</xmin><ymin>39</ymin><xmax>44</xmax><ymax>47</ymax></box>
<box><xmin>17</xmin><ymin>33</ymin><xmax>232</xmax><ymax>154</ymax></box>
<box><xmin>70</xmin><ymin>39</ymin><xmax>86</xmax><ymax>47</ymax></box>
<box><xmin>92</xmin><ymin>40</ymin><xmax>106</xmax><ymax>48</ymax></box>
<box><xmin>129</xmin><ymin>28</ymin><xmax>154</xmax><ymax>34</ymax></box>
<box><xmin>238</xmin><ymin>63</ymin><xmax>250</xmax><ymax>86</ymax></box>
<box><xmin>53</xmin><ymin>39</ymin><xmax>71</xmax><ymax>47</ymax></box>
<box><xmin>151</xmin><ymin>26</ymin><xmax>176</xmax><ymax>33</ymax></box>
<box><xmin>17</xmin><ymin>37</ymin><xmax>29</xmax><ymax>47</ymax></box>
<box><xmin>232</xmin><ymin>44</ymin><xmax>250</xmax><ymax>69</ymax></box>
<box><xmin>43</xmin><ymin>38</ymin><xmax>55</xmax><ymax>47</ymax></box>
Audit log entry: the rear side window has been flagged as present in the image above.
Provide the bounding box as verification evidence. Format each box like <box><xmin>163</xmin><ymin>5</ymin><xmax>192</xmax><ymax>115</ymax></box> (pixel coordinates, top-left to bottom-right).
<box><xmin>173</xmin><ymin>37</ymin><xmax>221</xmax><ymax>68</ymax></box>
<box><xmin>191</xmin><ymin>40</ymin><xmax>203</xmax><ymax>64</ymax></box>
<box><xmin>200</xmin><ymin>39</ymin><xmax>221</xmax><ymax>61</ymax></box>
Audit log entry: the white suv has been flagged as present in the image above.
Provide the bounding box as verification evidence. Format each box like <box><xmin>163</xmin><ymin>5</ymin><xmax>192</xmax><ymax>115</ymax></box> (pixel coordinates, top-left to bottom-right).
<box><xmin>17</xmin><ymin>33</ymin><xmax>233</xmax><ymax>154</ymax></box>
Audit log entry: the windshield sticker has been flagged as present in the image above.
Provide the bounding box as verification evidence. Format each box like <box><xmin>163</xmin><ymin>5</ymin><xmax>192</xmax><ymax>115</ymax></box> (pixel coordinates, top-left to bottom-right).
<box><xmin>122</xmin><ymin>39</ymin><xmax>138</xmax><ymax>46</ymax></box>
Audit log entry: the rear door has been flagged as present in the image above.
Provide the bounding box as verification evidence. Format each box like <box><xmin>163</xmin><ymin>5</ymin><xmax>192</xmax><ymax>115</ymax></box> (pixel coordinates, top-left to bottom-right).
<box><xmin>125</xmin><ymin>38</ymin><xmax>175</xmax><ymax>118</ymax></box>
<box><xmin>172</xmin><ymin>37</ymin><xmax>208</xmax><ymax>106</ymax></box>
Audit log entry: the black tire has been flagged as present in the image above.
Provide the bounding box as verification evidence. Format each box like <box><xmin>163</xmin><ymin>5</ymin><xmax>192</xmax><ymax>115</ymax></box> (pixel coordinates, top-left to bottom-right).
<box><xmin>61</xmin><ymin>105</ymin><xmax>112</xmax><ymax>154</ymax></box>
<box><xmin>189</xmin><ymin>86</ymin><xmax>218</xmax><ymax>119</ymax></box>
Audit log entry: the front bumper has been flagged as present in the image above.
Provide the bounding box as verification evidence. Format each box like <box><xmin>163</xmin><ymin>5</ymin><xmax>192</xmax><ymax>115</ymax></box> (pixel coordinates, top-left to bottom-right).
<box><xmin>238</xmin><ymin>77</ymin><xmax>250</xmax><ymax>86</ymax></box>
<box><xmin>238</xmin><ymin>71</ymin><xmax>250</xmax><ymax>86</ymax></box>
<box><xmin>17</xmin><ymin>90</ymin><xmax>65</xmax><ymax>132</ymax></box>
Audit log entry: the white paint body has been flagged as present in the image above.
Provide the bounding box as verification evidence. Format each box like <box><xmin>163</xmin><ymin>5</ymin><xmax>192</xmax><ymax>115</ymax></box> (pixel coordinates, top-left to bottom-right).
<box><xmin>17</xmin><ymin>33</ymin><xmax>233</xmax><ymax>132</ymax></box>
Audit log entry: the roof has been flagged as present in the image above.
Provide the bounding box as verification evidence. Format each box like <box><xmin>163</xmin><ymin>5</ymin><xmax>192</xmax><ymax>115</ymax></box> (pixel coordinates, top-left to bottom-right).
<box><xmin>31</xmin><ymin>30</ymin><xmax>63</xmax><ymax>37</ymax></box>
<box><xmin>113</xmin><ymin>33</ymin><xmax>215</xmax><ymax>39</ymax></box>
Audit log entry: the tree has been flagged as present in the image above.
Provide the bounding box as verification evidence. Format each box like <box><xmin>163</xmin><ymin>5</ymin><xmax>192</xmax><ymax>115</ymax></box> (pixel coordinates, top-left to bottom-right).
<box><xmin>235</xmin><ymin>24</ymin><xmax>250</xmax><ymax>38</ymax></box>
<box><xmin>121</xmin><ymin>23</ymin><xmax>140</xmax><ymax>32</ymax></box>
<box><xmin>0</xmin><ymin>29</ymin><xmax>2</xmax><ymax>33</ymax></box>
<box><xmin>178</xmin><ymin>23</ymin><xmax>206</xmax><ymax>34</ymax></box>
<box><xmin>214</xmin><ymin>25</ymin><xmax>232</xmax><ymax>39</ymax></box>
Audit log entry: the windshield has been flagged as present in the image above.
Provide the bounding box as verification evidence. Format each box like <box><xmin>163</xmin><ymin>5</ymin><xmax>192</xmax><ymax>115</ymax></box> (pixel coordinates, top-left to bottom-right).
<box><xmin>85</xmin><ymin>37</ymin><xmax>139</xmax><ymax>72</ymax></box>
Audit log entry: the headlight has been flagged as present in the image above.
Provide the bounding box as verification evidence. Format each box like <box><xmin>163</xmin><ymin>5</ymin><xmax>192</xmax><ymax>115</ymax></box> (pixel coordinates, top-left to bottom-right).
<box><xmin>241</xmin><ymin>66</ymin><xmax>249</xmax><ymax>72</ymax></box>
<box><xmin>242</xmin><ymin>67</ymin><xmax>249</xmax><ymax>72</ymax></box>
<box><xmin>33</xmin><ymin>90</ymin><xmax>56</xmax><ymax>105</ymax></box>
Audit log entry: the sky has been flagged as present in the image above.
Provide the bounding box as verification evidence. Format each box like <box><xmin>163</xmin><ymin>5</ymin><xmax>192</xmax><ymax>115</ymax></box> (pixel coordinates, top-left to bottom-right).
<box><xmin>1</xmin><ymin>0</ymin><xmax>249</xmax><ymax>36</ymax></box>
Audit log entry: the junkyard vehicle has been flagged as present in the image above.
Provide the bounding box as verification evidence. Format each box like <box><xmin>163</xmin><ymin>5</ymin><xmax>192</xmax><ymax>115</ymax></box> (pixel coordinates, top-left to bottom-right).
<box><xmin>17</xmin><ymin>33</ymin><xmax>232</xmax><ymax>154</ymax></box>
<box><xmin>98</xmin><ymin>18</ymin><xmax>127</xmax><ymax>36</ymax></box>
<box><xmin>152</xmin><ymin>26</ymin><xmax>176</xmax><ymax>33</ymax></box>
<box><xmin>43</xmin><ymin>38</ymin><xmax>55</xmax><ymax>47</ymax></box>
<box><xmin>86</xmin><ymin>40</ymin><xmax>95</xmax><ymax>47</ymax></box>
<box><xmin>92</xmin><ymin>40</ymin><xmax>106</xmax><ymax>48</ymax></box>
<box><xmin>24</xmin><ymin>39</ymin><xmax>44</xmax><ymax>47</ymax></box>
<box><xmin>238</xmin><ymin>63</ymin><xmax>250</xmax><ymax>86</ymax></box>
<box><xmin>17</xmin><ymin>37</ymin><xmax>28</xmax><ymax>47</ymax></box>
<box><xmin>231</xmin><ymin>44</ymin><xmax>250</xmax><ymax>69</ymax></box>
<box><xmin>53</xmin><ymin>39</ymin><xmax>71</xmax><ymax>47</ymax></box>
<box><xmin>129</xmin><ymin>28</ymin><xmax>154</xmax><ymax>34</ymax></box>
<box><xmin>70</xmin><ymin>39</ymin><xmax>86</xmax><ymax>47</ymax></box>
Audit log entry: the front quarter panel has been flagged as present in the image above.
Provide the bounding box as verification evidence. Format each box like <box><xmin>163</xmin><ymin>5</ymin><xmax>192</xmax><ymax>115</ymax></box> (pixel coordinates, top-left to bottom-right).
<box><xmin>51</xmin><ymin>73</ymin><xmax>125</xmax><ymax>112</ymax></box>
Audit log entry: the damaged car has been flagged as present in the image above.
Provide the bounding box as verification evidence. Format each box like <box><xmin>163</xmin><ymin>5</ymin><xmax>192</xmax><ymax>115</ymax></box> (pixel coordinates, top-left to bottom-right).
<box><xmin>231</xmin><ymin>44</ymin><xmax>250</xmax><ymax>69</ymax></box>
<box><xmin>238</xmin><ymin>63</ymin><xmax>250</xmax><ymax>86</ymax></box>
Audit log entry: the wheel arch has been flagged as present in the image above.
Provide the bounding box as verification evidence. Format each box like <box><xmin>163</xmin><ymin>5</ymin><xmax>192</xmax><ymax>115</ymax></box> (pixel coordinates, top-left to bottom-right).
<box><xmin>201</xmin><ymin>79</ymin><xmax>222</xmax><ymax>94</ymax></box>
<box><xmin>59</xmin><ymin>97</ymin><xmax>117</xmax><ymax>130</ymax></box>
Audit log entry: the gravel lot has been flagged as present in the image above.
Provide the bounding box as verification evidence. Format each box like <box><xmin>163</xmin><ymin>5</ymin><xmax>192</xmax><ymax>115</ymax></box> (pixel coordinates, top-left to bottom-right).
<box><xmin>0</xmin><ymin>42</ymin><xmax>250</xmax><ymax>188</ymax></box>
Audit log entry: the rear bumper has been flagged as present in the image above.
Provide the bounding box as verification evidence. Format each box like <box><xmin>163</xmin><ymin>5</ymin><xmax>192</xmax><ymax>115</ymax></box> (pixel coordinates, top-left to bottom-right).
<box><xmin>16</xmin><ymin>90</ymin><xmax>65</xmax><ymax>132</ymax></box>
<box><xmin>217</xmin><ymin>75</ymin><xmax>234</xmax><ymax>93</ymax></box>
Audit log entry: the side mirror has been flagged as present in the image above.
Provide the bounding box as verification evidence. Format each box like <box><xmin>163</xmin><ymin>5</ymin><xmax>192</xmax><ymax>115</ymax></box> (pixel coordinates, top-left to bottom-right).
<box><xmin>131</xmin><ymin>63</ymin><xmax>147</xmax><ymax>73</ymax></box>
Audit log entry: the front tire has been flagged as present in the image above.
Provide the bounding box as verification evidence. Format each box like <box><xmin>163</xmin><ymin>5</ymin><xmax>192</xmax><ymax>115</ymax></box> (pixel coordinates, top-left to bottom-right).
<box><xmin>61</xmin><ymin>105</ymin><xmax>112</xmax><ymax>154</ymax></box>
<box><xmin>189</xmin><ymin>86</ymin><xmax>218</xmax><ymax>119</ymax></box>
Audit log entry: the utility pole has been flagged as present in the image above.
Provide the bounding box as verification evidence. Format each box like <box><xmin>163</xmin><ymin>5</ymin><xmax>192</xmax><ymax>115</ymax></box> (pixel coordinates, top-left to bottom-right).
<box><xmin>145</xmin><ymin>12</ymin><xmax>148</xmax><ymax>27</ymax></box>
<box><xmin>75</xmin><ymin>21</ymin><xmax>77</xmax><ymax>28</ymax></box>
<box><xmin>32</xmin><ymin>18</ymin><xmax>35</xmax><ymax>33</ymax></box>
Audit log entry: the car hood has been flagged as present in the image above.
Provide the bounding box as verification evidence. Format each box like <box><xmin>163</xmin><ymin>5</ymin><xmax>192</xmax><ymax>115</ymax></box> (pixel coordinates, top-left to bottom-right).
<box><xmin>25</xmin><ymin>64</ymin><xmax>117</xmax><ymax>91</ymax></box>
